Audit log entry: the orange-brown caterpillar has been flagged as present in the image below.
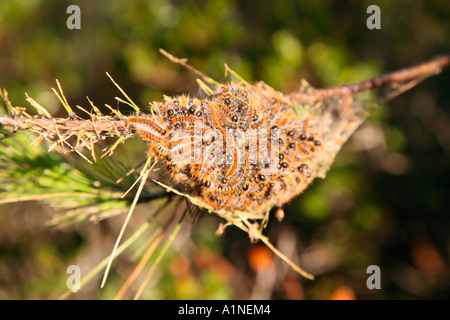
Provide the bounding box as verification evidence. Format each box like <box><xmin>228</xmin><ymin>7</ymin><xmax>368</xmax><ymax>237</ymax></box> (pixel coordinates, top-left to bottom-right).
<box><xmin>128</xmin><ymin>81</ymin><xmax>320</xmax><ymax>217</ymax></box>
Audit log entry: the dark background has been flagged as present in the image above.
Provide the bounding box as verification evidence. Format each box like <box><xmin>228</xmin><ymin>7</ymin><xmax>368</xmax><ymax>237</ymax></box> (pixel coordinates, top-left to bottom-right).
<box><xmin>0</xmin><ymin>0</ymin><xmax>449</xmax><ymax>299</ymax></box>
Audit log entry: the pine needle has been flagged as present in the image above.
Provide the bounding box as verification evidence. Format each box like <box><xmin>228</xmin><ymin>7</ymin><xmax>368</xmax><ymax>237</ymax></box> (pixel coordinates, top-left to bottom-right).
<box><xmin>59</xmin><ymin>220</ymin><xmax>153</xmax><ymax>300</ymax></box>
<box><xmin>106</xmin><ymin>72</ymin><xmax>140</xmax><ymax>112</ymax></box>
<box><xmin>133</xmin><ymin>208</ymin><xmax>186</xmax><ymax>300</ymax></box>
<box><xmin>114</xmin><ymin>228</ymin><xmax>165</xmax><ymax>300</ymax></box>
<box><xmin>100</xmin><ymin>156</ymin><xmax>152</xmax><ymax>288</ymax></box>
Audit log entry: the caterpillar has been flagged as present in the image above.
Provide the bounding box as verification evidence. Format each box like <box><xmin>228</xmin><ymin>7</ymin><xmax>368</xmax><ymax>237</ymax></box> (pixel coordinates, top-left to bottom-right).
<box><xmin>127</xmin><ymin>81</ymin><xmax>320</xmax><ymax>217</ymax></box>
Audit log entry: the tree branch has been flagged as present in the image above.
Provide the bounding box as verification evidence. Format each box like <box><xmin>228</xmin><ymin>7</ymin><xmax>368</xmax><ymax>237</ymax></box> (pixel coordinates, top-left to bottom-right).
<box><xmin>0</xmin><ymin>116</ymin><xmax>127</xmax><ymax>133</ymax></box>
<box><xmin>287</xmin><ymin>52</ymin><xmax>450</xmax><ymax>103</ymax></box>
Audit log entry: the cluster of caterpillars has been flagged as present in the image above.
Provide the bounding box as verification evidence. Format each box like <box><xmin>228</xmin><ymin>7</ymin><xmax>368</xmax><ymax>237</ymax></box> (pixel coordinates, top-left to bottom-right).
<box><xmin>128</xmin><ymin>81</ymin><xmax>321</xmax><ymax>216</ymax></box>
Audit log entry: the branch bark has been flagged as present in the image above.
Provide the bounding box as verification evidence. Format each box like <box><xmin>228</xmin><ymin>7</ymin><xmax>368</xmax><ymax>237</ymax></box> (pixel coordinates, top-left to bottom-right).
<box><xmin>287</xmin><ymin>52</ymin><xmax>450</xmax><ymax>103</ymax></box>
<box><xmin>0</xmin><ymin>116</ymin><xmax>127</xmax><ymax>133</ymax></box>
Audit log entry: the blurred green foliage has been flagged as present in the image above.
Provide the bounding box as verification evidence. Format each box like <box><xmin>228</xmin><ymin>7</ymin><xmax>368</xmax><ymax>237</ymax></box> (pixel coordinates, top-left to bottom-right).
<box><xmin>0</xmin><ymin>0</ymin><xmax>449</xmax><ymax>299</ymax></box>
